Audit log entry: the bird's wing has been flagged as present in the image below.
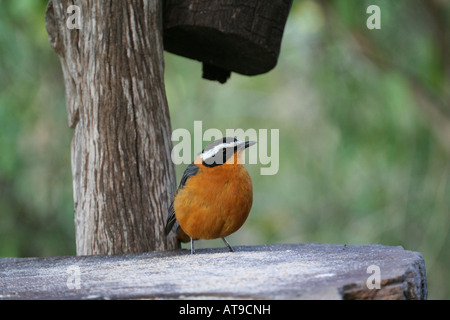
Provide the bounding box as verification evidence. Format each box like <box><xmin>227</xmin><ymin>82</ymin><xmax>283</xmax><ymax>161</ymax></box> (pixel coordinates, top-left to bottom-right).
<box><xmin>165</xmin><ymin>163</ymin><xmax>199</xmax><ymax>235</ymax></box>
<box><xmin>178</xmin><ymin>162</ymin><xmax>200</xmax><ymax>190</ymax></box>
<box><xmin>165</xmin><ymin>202</ymin><xmax>177</xmax><ymax>235</ymax></box>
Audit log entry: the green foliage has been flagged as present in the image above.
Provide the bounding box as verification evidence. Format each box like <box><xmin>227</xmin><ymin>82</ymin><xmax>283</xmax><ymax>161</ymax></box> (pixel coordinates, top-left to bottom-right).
<box><xmin>0</xmin><ymin>0</ymin><xmax>448</xmax><ymax>299</ymax></box>
<box><xmin>0</xmin><ymin>0</ymin><xmax>75</xmax><ymax>256</ymax></box>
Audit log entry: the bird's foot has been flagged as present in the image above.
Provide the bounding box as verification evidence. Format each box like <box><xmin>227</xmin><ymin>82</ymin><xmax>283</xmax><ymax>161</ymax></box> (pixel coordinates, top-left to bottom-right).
<box><xmin>190</xmin><ymin>237</ymin><xmax>196</xmax><ymax>254</ymax></box>
<box><xmin>222</xmin><ymin>237</ymin><xmax>234</xmax><ymax>252</ymax></box>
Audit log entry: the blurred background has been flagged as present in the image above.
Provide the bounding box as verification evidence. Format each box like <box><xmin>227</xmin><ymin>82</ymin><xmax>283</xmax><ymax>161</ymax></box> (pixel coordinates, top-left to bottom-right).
<box><xmin>0</xmin><ymin>0</ymin><xmax>448</xmax><ymax>299</ymax></box>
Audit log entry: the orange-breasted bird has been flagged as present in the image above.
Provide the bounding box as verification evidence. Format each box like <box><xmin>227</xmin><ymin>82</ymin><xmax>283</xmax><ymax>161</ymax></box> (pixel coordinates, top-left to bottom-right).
<box><xmin>165</xmin><ymin>137</ymin><xmax>256</xmax><ymax>254</ymax></box>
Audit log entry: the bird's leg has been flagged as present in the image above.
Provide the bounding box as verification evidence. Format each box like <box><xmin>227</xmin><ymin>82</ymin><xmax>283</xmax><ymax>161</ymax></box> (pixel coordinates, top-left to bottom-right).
<box><xmin>190</xmin><ymin>237</ymin><xmax>196</xmax><ymax>254</ymax></box>
<box><xmin>222</xmin><ymin>237</ymin><xmax>234</xmax><ymax>252</ymax></box>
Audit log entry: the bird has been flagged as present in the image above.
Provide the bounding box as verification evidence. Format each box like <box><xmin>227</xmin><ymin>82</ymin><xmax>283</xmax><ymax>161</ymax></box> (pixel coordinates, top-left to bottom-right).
<box><xmin>165</xmin><ymin>137</ymin><xmax>256</xmax><ymax>254</ymax></box>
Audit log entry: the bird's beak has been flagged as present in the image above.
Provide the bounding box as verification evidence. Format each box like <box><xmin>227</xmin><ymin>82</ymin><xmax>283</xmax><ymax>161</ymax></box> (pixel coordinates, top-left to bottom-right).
<box><xmin>236</xmin><ymin>140</ymin><xmax>256</xmax><ymax>151</ymax></box>
<box><xmin>244</xmin><ymin>141</ymin><xmax>257</xmax><ymax>149</ymax></box>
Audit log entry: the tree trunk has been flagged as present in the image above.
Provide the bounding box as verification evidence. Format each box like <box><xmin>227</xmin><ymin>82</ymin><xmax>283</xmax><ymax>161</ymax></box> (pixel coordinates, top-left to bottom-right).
<box><xmin>45</xmin><ymin>0</ymin><xmax>178</xmax><ymax>255</ymax></box>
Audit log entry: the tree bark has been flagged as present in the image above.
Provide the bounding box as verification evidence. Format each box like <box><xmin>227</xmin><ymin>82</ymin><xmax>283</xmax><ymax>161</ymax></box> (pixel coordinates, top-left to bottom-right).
<box><xmin>163</xmin><ymin>0</ymin><xmax>293</xmax><ymax>79</ymax></box>
<box><xmin>45</xmin><ymin>0</ymin><xmax>178</xmax><ymax>255</ymax></box>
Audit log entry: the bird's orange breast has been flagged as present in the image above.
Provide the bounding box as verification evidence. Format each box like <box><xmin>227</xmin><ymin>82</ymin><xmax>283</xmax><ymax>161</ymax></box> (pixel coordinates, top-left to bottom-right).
<box><xmin>174</xmin><ymin>159</ymin><xmax>253</xmax><ymax>240</ymax></box>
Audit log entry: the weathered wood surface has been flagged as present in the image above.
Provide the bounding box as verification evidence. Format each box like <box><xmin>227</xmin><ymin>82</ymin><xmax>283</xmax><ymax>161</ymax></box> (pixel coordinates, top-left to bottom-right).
<box><xmin>0</xmin><ymin>244</ymin><xmax>427</xmax><ymax>300</ymax></box>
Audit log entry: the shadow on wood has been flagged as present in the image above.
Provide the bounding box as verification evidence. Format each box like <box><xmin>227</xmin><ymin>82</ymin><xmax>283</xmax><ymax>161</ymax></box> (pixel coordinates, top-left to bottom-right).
<box><xmin>0</xmin><ymin>243</ymin><xmax>427</xmax><ymax>300</ymax></box>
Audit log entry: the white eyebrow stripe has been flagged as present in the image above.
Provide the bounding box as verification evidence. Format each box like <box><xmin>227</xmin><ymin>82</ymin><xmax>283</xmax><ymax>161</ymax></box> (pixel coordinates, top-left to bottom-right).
<box><xmin>200</xmin><ymin>141</ymin><xmax>242</xmax><ymax>160</ymax></box>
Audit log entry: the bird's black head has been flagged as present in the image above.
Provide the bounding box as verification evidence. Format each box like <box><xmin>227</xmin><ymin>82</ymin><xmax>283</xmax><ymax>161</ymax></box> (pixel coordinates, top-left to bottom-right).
<box><xmin>200</xmin><ymin>137</ymin><xmax>256</xmax><ymax>168</ymax></box>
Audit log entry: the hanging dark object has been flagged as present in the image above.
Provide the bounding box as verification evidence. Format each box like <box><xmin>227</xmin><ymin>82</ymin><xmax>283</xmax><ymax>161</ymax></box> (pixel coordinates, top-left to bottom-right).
<box><xmin>163</xmin><ymin>0</ymin><xmax>293</xmax><ymax>83</ymax></box>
